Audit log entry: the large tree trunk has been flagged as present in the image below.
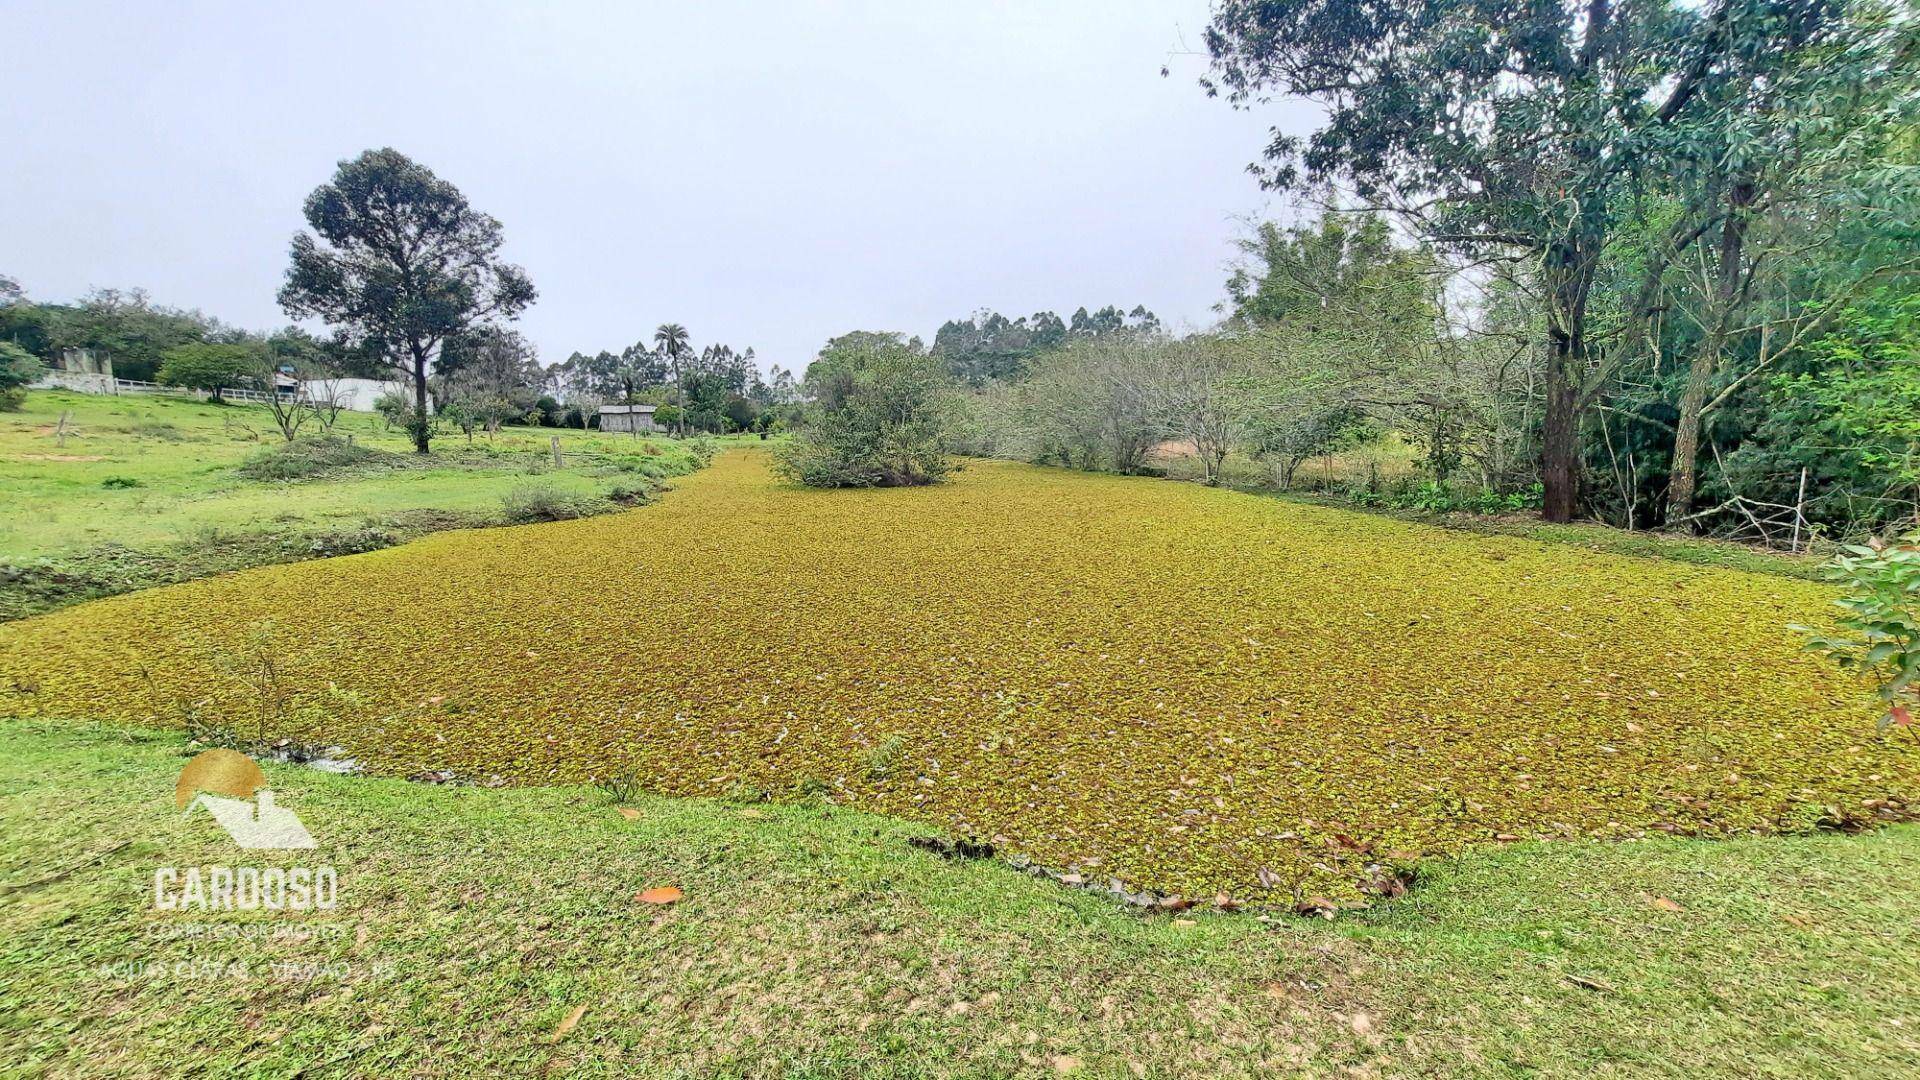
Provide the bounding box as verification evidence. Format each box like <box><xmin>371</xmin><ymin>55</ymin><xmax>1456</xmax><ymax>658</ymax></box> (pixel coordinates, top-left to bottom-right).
<box><xmin>1666</xmin><ymin>357</ymin><xmax>1714</xmax><ymax>521</ymax></box>
<box><xmin>1536</xmin><ymin>220</ymin><xmax>1613</xmax><ymax>525</ymax></box>
<box><xmin>1540</xmin><ymin>360</ymin><xmax>1581</xmax><ymax>523</ymax></box>
<box><xmin>409</xmin><ymin>343</ymin><xmax>432</xmax><ymax>454</ymax></box>
<box><xmin>1540</xmin><ymin>254</ymin><xmax>1593</xmax><ymax>524</ymax></box>
<box><xmin>1666</xmin><ymin>179</ymin><xmax>1754</xmax><ymax>525</ymax></box>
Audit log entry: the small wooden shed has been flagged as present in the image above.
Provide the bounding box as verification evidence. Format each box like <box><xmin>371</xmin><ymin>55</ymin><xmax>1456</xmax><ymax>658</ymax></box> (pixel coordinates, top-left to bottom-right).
<box><xmin>598</xmin><ymin>404</ymin><xmax>660</xmax><ymax>434</ymax></box>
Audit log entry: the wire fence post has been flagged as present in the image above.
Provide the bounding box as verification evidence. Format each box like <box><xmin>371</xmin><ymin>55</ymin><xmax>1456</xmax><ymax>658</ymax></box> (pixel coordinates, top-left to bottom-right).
<box><xmin>1791</xmin><ymin>467</ymin><xmax>1808</xmax><ymax>554</ymax></box>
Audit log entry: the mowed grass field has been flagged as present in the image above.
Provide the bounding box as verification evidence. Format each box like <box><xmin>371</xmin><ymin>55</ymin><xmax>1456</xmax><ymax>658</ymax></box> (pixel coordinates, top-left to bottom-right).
<box><xmin>2</xmin><ymin>449</ymin><xmax>1910</xmax><ymax>904</ymax></box>
<box><xmin>0</xmin><ymin>392</ymin><xmax>639</xmax><ymax>558</ymax></box>
<box><xmin>0</xmin><ymin>391</ymin><xmax>711</xmax><ymax>617</ymax></box>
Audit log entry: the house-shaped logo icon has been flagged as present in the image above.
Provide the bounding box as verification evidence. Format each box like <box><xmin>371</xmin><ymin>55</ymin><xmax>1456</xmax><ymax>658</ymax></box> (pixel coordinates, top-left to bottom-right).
<box><xmin>176</xmin><ymin>749</ymin><xmax>317</xmax><ymax>850</ymax></box>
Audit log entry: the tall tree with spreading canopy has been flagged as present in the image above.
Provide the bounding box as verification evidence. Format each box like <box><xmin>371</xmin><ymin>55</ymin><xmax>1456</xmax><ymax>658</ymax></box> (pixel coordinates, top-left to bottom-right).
<box><xmin>1201</xmin><ymin>0</ymin><xmax>1865</xmax><ymax>522</ymax></box>
<box><xmin>278</xmin><ymin>148</ymin><xmax>535</xmax><ymax>453</ymax></box>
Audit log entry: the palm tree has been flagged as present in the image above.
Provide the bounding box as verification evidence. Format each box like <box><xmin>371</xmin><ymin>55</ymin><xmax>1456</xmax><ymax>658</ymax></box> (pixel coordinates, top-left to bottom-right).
<box><xmin>653</xmin><ymin>323</ymin><xmax>690</xmax><ymax>436</ymax></box>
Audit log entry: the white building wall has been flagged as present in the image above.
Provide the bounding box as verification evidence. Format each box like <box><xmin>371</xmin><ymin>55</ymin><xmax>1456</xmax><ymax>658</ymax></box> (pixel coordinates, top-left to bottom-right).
<box><xmin>310</xmin><ymin>378</ymin><xmax>420</xmax><ymax>413</ymax></box>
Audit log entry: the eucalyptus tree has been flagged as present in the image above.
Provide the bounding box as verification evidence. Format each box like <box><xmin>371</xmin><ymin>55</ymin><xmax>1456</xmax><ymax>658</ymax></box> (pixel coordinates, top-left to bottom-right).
<box><xmin>278</xmin><ymin>148</ymin><xmax>535</xmax><ymax>453</ymax></box>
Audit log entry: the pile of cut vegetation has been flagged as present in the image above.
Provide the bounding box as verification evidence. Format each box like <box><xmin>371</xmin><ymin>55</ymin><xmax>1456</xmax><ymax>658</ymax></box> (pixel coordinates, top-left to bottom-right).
<box><xmin>235</xmin><ymin>435</ymin><xmax>398</xmax><ymax>481</ymax></box>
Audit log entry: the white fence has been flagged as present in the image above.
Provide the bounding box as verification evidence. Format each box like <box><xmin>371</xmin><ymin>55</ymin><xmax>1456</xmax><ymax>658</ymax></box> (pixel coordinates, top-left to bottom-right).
<box><xmin>33</xmin><ymin>372</ymin><xmax>324</xmax><ymax>407</ymax></box>
<box><xmin>110</xmin><ymin>378</ymin><xmax>295</xmax><ymax>404</ymax></box>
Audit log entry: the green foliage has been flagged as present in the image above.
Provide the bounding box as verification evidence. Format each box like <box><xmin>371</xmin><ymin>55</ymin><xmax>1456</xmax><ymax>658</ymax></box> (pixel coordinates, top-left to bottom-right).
<box><xmin>1015</xmin><ymin>335</ymin><xmax>1164</xmax><ymax>473</ymax></box>
<box><xmin>155</xmin><ymin>343</ymin><xmax>257</xmax><ymax>400</ymax></box>
<box><xmin>0</xmin><ymin>287</ymin><xmax>216</xmax><ymax>382</ymax></box>
<box><xmin>372</xmin><ymin>390</ymin><xmax>411</xmax><ymax>430</ymax></box>
<box><xmin>1202</xmin><ymin>0</ymin><xmax>1919</xmax><ymax>524</ymax></box>
<box><xmin>721</xmin><ymin>394</ymin><xmax>759</xmax><ymax>432</ymax></box>
<box><xmin>605</xmin><ymin>480</ymin><xmax>656</xmax><ymax>506</ymax></box>
<box><xmin>592</xmin><ymin>770</ymin><xmax>646</xmax><ymax>804</ymax></box>
<box><xmin>863</xmin><ymin>733</ymin><xmax>908</xmax><ymax>781</ymax></box>
<box><xmin>0</xmin><ymin>341</ymin><xmax>44</xmax><ymax>409</ymax></box>
<box><xmin>1351</xmin><ymin>480</ymin><xmax>1544</xmax><ymax>515</ymax></box>
<box><xmin>437</xmin><ymin>327</ymin><xmax>543</xmax><ymax>439</ymax></box>
<box><xmin>1795</xmin><ymin>534</ymin><xmax>1920</xmax><ymax>735</ymax></box>
<box><xmin>1226</xmin><ymin>214</ymin><xmax>1428</xmax><ymax>329</ymax></box>
<box><xmin>1775</xmin><ymin>294</ymin><xmax>1920</xmax><ymax>508</ymax></box>
<box><xmin>776</xmin><ymin>337</ymin><xmax>957</xmax><ymax>488</ymax></box>
<box><xmin>684</xmin><ymin>435</ymin><xmax>717</xmax><ymax>468</ymax></box>
<box><xmin>1248</xmin><ymin>407</ymin><xmax>1369</xmax><ymax>490</ymax></box>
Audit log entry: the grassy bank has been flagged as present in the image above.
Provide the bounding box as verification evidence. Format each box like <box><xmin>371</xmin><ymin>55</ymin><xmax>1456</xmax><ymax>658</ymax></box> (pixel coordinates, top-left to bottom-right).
<box><xmin>1148</xmin><ymin>440</ymin><xmax>1825</xmax><ymax>582</ymax></box>
<box><xmin>0</xmin><ymin>390</ymin><xmax>716</xmax><ymax>618</ymax></box>
<box><xmin>1</xmin><ymin>717</ymin><xmax>1915</xmax><ymax>1077</ymax></box>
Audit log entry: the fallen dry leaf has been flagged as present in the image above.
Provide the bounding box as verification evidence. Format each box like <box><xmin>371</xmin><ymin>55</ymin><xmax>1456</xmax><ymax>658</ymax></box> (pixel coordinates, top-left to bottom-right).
<box><xmin>546</xmin><ymin>1004</ymin><xmax>587</xmax><ymax>1044</ymax></box>
<box><xmin>1564</xmin><ymin>972</ymin><xmax>1616</xmax><ymax>993</ymax></box>
<box><xmin>635</xmin><ymin>886</ymin><xmax>683</xmax><ymax>905</ymax></box>
<box><xmin>616</xmin><ymin>807</ymin><xmax>641</xmax><ymax>821</ymax></box>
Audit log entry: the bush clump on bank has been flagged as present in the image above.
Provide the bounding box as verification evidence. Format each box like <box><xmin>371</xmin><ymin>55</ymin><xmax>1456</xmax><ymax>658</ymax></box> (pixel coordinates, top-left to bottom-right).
<box><xmin>774</xmin><ymin>334</ymin><xmax>957</xmax><ymax>488</ymax></box>
<box><xmin>499</xmin><ymin>482</ymin><xmax>605</xmax><ymax>523</ymax></box>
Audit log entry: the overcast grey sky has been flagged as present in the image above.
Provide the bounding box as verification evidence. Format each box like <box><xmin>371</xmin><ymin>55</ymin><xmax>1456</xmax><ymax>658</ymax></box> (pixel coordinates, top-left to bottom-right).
<box><xmin>1</xmin><ymin>1</ymin><xmax>1315</xmax><ymax>374</ymax></box>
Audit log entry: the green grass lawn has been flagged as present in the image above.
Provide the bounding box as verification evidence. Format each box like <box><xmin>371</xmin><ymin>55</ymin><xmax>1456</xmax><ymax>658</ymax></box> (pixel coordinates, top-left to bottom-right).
<box><xmin>2</xmin><ymin>717</ymin><xmax>1915</xmax><ymax>1078</ymax></box>
<box><xmin>0</xmin><ymin>390</ymin><xmax>724</xmax><ymax>617</ymax></box>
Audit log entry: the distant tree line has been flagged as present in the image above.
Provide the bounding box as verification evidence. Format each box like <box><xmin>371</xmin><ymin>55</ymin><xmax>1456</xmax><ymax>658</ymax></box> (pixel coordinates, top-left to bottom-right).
<box><xmin>777</xmin><ymin>307</ymin><xmax>1160</xmax><ymax>488</ymax></box>
<box><xmin>785</xmin><ymin>0</ymin><xmax>1918</xmax><ymax>544</ymax></box>
<box><xmin>933</xmin><ymin>305</ymin><xmax>1160</xmax><ymax>384</ymax></box>
<box><xmin>0</xmin><ymin>280</ymin><xmax>249</xmax><ymax>384</ymax></box>
<box><xmin>2</xmin><ymin>149</ymin><xmax>787</xmax><ymax>449</ymax></box>
<box><xmin>549</xmin><ymin>329</ymin><xmax>798</xmax><ymax>437</ymax></box>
